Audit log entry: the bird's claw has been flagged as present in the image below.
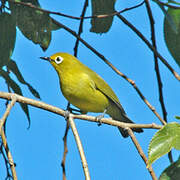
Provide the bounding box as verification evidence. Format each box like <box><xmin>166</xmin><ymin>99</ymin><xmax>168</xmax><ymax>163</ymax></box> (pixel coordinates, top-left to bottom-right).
<box><xmin>64</xmin><ymin>110</ymin><xmax>70</xmax><ymax>120</ymax></box>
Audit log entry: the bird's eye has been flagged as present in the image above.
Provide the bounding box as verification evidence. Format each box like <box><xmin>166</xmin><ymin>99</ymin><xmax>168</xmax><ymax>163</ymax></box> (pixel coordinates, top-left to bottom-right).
<box><xmin>55</xmin><ymin>56</ymin><xmax>63</xmax><ymax>64</ymax></box>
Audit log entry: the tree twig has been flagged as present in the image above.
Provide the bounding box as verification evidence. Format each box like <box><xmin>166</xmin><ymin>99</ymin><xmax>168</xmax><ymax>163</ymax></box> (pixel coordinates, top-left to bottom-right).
<box><xmin>127</xmin><ymin>128</ymin><xmax>157</xmax><ymax>180</ymax></box>
<box><xmin>68</xmin><ymin>115</ymin><xmax>90</xmax><ymax>180</ymax></box>
<box><xmin>74</xmin><ymin>0</ymin><xmax>88</xmax><ymax>57</ymax></box>
<box><xmin>154</xmin><ymin>0</ymin><xmax>180</xmax><ymax>9</ymax></box>
<box><xmin>0</xmin><ymin>92</ymin><xmax>163</xmax><ymax>130</ymax></box>
<box><xmin>144</xmin><ymin>0</ymin><xmax>173</xmax><ymax>163</ymax></box>
<box><xmin>116</xmin><ymin>13</ymin><xmax>180</xmax><ymax>81</ymax></box>
<box><xmin>0</xmin><ymin>96</ymin><xmax>17</xmax><ymax>180</ymax></box>
<box><xmin>61</xmin><ymin>121</ymin><xmax>70</xmax><ymax>180</ymax></box>
<box><xmin>9</xmin><ymin>0</ymin><xmax>144</xmax><ymax>20</ymax></box>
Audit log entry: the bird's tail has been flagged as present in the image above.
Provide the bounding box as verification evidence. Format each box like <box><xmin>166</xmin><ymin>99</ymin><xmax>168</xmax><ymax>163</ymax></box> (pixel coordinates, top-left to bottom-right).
<box><xmin>117</xmin><ymin>114</ymin><xmax>143</xmax><ymax>138</ymax></box>
<box><xmin>107</xmin><ymin>101</ymin><xmax>143</xmax><ymax>138</ymax></box>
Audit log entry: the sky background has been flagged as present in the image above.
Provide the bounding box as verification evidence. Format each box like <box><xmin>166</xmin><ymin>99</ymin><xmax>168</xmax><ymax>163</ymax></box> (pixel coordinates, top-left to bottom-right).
<box><xmin>0</xmin><ymin>0</ymin><xmax>180</xmax><ymax>180</ymax></box>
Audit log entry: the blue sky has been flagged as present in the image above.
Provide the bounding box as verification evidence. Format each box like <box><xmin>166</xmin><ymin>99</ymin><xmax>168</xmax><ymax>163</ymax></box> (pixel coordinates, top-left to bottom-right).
<box><xmin>0</xmin><ymin>0</ymin><xmax>180</xmax><ymax>180</ymax></box>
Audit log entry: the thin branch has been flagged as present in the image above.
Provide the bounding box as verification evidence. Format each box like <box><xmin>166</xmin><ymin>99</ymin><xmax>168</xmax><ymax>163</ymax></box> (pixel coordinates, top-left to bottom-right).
<box><xmin>0</xmin><ymin>96</ymin><xmax>17</xmax><ymax>179</ymax></box>
<box><xmin>68</xmin><ymin>115</ymin><xmax>90</xmax><ymax>180</ymax></box>
<box><xmin>9</xmin><ymin>0</ymin><xmax>144</xmax><ymax>20</ymax></box>
<box><xmin>145</xmin><ymin>0</ymin><xmax>167</xmax><ymax>122</ymax></box>
<box><xmin>61</xmin><ymin>121</ymin><xmax>70</xmax><ymax>180</ymax></box>
<box><xmin>0</xmin><ymin>92</ymin><xmax>163</xmax><ymax>130</ymax></box>
<box><xmin>155</xmin><ymin>0</ymin><xmax>180</xmax><ymax>9</ymax></box>
<box><xmin>145</xmin><ymin>0</ymin><xmax>173</xmax><ymax>163</ymax></box>
<box><xmin>127</xmin><ymin>128</ymin><xmax>157</xmax><ymax>180</ymax></box>
<box><xmin>74</xmin><ymin>0</ymin><xmax>89</xmax><ymax>57</ymax></box>
<box><xmin>0</xmin><ymin>95</ymin><xmax>17</xmax><ymax>132</ymax></box>
<box><xmin>116</xmin><ymin>13</ymin><xmax>180</xmax><ymax>81</ymax></box>
<box><xmin>1</xmin><ymin>129</ymin><xmax>17</xmax><ymax>180</ymax></box>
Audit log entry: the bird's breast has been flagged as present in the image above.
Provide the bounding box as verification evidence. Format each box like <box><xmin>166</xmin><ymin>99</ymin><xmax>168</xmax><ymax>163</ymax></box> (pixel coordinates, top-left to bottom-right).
<box><xmin>59</xmin><ymin>71</ymin><xmax>109</xmax><ymax>113</ymax></box>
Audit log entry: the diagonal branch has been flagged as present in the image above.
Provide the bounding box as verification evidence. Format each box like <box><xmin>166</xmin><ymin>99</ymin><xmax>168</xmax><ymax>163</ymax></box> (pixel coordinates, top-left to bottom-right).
<box><xmin>127</xmin><ymin>128</ymin><xmax>157</xmax><ymax>180</ymax></box>
<box><xmin>68</xmin><ymin>115</ymin><xmax>91</xmax><ymax>180</ymax></box>
<box><xmin>144</xmin><ymin>0</ymin><xmax>173</xmax><ymax>164</ymax></box>
<box><xmin>0</xmin><ymin>96</ymin><xmax>17</xmax><ymax>180</ymax></box>
<box><xmin>116</xmin><ymin>13</ymin><xmax>180</xmax><ymax>81</ymax></box>
<box><xmin>74</xmin><ymin>0</ymin><xmax>89</xmax><ymax>57</ymax></box>
<box><xmin>0</xmin><ymin>92</ymin><xmax>163</xmax><ymax>130</ymax></box>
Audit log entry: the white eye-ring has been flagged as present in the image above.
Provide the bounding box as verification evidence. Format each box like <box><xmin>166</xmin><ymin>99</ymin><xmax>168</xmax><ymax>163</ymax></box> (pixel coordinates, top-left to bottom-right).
<box><xmin>55</xmin><ymin>56</ymin><xmax>63</xmax><ymax>64</ymax></box>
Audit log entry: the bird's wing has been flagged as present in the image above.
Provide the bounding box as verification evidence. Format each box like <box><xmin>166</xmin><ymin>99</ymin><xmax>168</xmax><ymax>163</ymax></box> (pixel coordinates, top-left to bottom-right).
<box><xmin>86</xmin><ymin>69</ymin><xmax>125</xmax><ymax>113</ymax></box>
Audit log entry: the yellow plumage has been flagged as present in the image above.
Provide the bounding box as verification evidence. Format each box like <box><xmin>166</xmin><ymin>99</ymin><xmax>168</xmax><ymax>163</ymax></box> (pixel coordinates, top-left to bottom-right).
<box><xmin>40</xmin><ymin>53</ymin><xmax>143</xmax><ymax>137</ymax></box>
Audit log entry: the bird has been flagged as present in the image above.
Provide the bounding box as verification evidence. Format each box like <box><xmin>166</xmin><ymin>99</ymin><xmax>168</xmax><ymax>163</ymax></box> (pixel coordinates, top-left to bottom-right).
<box><xmin>40</xmin><ymin>53</ymin><xmax>143</xmax><ymax>138</ymax></box>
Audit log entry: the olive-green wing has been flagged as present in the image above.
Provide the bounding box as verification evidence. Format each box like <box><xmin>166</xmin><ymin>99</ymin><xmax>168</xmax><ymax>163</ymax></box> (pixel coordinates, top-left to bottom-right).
<box><xmin>83</xmin><ymin>64</ymin><xmax>125</xmax><ymax>111</ymax></box>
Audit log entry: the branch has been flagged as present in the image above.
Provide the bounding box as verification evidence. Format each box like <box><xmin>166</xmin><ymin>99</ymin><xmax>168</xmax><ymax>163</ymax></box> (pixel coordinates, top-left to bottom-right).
<box><xmin>61</xmin><ymin>121</ymin><xmax>69</xmax><ymax>180</ymax></box>
<box><xmin>74</xmin><ymin>0</ymin><xmax>88</xmax><ymax>57</ymax></box>
<box><xmin>154</xmin><ymin>0</ymin><xmax>180</xmax><ymax>9</ymax></box>
<box><xmin>144</xmin><ymin>0</ymin><xmax>173</xmax><ymax>164</ymax></box>
<box><xmin>127</xmin><ymin>128</ymin><xmax>157</xmax><ymax>180</ymax></box>
<box><xmin>0</xmin><ymin>97</ymin><xmax>17</xmax><ymax>180</ymax></box>
<box><xmin>116</xmin><ymin>13</ymin><xmax>180</xmax><ymax>81</ymax></box>
<box><xmin>68</xmin><ymin>115</ymin><xmax>91</xmax><ymax>180</ymax></box>
<box><xmin>0</xmin><ymin>92</ymin><xmax>162</xmax><ymax>130</ymax></box>
<box><xmin>9</xmin><ymin>0</ymin><xmax>144</xmax><ymax>20</ymax></box>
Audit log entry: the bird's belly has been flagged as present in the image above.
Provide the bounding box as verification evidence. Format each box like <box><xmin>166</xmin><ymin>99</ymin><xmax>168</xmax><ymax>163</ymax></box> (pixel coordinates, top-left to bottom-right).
<box><xmin>61</xmin><ymin>77</ymin><xmax>109</xmax><ymax>113</ymax></box>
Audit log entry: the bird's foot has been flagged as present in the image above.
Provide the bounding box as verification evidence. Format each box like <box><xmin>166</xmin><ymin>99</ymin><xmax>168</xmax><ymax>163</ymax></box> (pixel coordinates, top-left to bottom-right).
<box><xmin>96</xmin><ymin>109</ymin><xmax>107</xmax><ymax>126</ymax></box>
<box><xmin>64</xmin><ymin>110</ymin><xmax>70</xmax><ymax>120</ymax></box>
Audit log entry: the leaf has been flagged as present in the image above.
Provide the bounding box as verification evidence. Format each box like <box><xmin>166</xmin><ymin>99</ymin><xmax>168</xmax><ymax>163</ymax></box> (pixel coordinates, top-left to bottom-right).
<box><xmin>175</xmin><ymin>116</ymin><xmax>180</xmax><ymax>120</ymax></box>
<box><xmin>7</xmin><ymin>60</ymin><xmax>41</xmax><ymax>99</ymax></box>
<box><xmin>0</xmin><ymin>12</ymin><xmax>16</xmax><ymax>67</ymax></box>
<box><xmin>164</xmin><ymin>8</ymin><xmax>180</xmax><ymax>67</ymax></box>
<box><xmin>0</xmin><ymin>69</ymin><xmax>31</xmax><ymax>128</ymax></box>
<box><xmin>8</xmin><ymin>0</ymin><xmax>61</xmax><ymax>51</ymax></box>
<box><xmin>90</xmin><ymin>0</ymin><xmax>116</xmax><ymax>33</ymax></box>
<box><xmin>148</xmin><ymin>122</ymin><xmax>180</xmax><ymax>166</ymax></box>
<box><xmin>159</xmin><ymin>158</ymin><xmax>180</xmax><ymax>180</ymax></box>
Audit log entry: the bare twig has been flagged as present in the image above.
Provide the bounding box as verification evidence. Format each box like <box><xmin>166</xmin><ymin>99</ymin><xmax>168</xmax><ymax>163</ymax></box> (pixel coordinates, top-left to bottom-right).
<box><xmin>9</xmin><ymin>0</ymin><xmax>144</xmax><ymax>20</ymax></box>
<box><xmin>0</xmin><ymin>95</ymin><xmax>17</xmax><ymax>132</ymax></box>
<box><xmin>1</xmin><ymin>130</ymin><xmax>17</xmax><ymax>180</ymax></box>
<box><xmin>61</xmin><ymin>121</ymin><xmax>70</xmax><ymax>180</ymax></box>
<box><xmin>144</xmin><ymin>0</ymin><xmax>173</xmax><ymax>163</ymax></box>
<box><xmin>68</xmin><ymin>115</ymin><xmax>90</xmax><ymax>180</ymax></box>
<box><xmin>0</xmin><ymin>92</ymin><xmax>163</xmax><ymax>130</ymax></box>
<box><xmin>0</xmin><ymin>96</ymin><xmax>18</xmax><ymax>180</ymax></box>
<box><xmin>127</xmin><ymin>128</ymin><xmax>157</xmax><ymax>180</ymax></box>
<box><xmin>74</xmin><ymin>0</ymin><xmax>89</xmax><ymax>57</ymax></box>
<box><xmin>116</xmin><ymin>13</ymin><xmax>180</xmax><ymax>81</ymax></box>
<box><xmin>154</xmin><ymin>0</ymin><xmax>180</xmax><ymax>9</ymax></box>
<box><xmin>61</xmin><ymin>121</ymin><xmax>69</xmax><ymax>180</ymax></box>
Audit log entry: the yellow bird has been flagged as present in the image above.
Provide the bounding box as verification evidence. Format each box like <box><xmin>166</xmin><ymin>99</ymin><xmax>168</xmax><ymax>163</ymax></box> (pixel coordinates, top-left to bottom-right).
<box><xmin>40</xmin><ymin>53</ymin><xmax>143</xmax><ymax>138</ymax></box>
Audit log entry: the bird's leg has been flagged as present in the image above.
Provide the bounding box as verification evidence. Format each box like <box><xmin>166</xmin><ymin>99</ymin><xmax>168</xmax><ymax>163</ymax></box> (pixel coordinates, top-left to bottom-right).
<box><xmin>64</xmin><ymin>102</ymin><xmax>72</xmax><ymax>120</ymax></box>
<box><xmin>96</xmin><ymin>109</ymin><xmax>107</xmax><ymax>126</ymax></box>
<box><xmin>65</xmin><ymin>102</ymin><xmax>84</xmax><ymax>120</ymax></box>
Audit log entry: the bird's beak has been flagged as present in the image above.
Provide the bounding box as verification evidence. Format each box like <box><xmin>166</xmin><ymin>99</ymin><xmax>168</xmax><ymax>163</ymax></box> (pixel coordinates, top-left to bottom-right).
<box><xmin>40</xmin><ymin>56</ymin><xmax>51</xmax><ymax>62</ymax></box>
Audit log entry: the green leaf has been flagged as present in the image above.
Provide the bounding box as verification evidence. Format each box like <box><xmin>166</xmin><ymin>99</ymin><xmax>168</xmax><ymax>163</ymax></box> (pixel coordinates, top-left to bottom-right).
<box><xmin>164</xmin><ymin>8</ymin><xmax>180</xmax><ymax>66</ymax></box>
<box><xmin>148</xmin><ymin>122</ymin><xmax>180</xmax><ymax>166</ymax></box>
<box><xmin>9</xmin><ymin>0</ymin><xmax>61</xmax><ymax>51</ymax></box>
<box><xmin>0</xmin><ymin>12</ymin><xmax>16</xmax><ymax>67</ymax></box>
<box><xmin>0</xmin><ymin>69</ymin><xmax>31</xmax><ymax>128</ymax></box>
<box><xmin>90</xmin><ymin>0</ymin><xmax>116</xmax><ymax>33</ymax></box>
<box><xmin>175</xmin><ymin>116</ymin><xmax>180</xmax><ymax>120</ymax></box>
<box><xmin>7</xmin><ymin>60</ymin><xmax>41</xmax><ymax>99</ymax></box>
<box><xmin>159</xmin><ymin>158</ymin><xmax>180</xmax><ymax>180</ymax></box>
